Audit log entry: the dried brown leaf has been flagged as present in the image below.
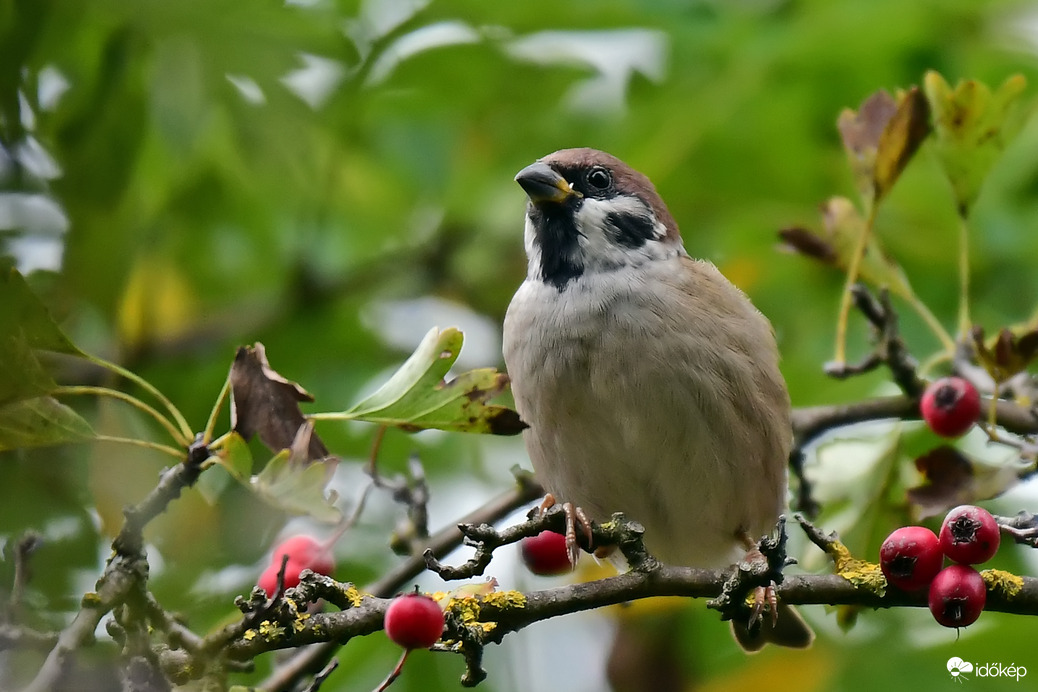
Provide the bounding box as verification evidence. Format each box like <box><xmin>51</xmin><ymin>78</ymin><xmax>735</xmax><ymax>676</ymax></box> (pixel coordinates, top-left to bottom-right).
<box><xmin>229</xmin><ymin>343</ymin><xmax>329</xmax><ymax>462</ymax></box>
<box><xmin>777</xmin><ymin>227</ymin><xmax>838</xmax><ymax>264</ymax></box>
<box><xmin>907</xmin><ymin>446</ymin><xmax>973</xmax><ymax>519</ymax></box>
<box><xmin>908</xmin><ymin>445</ymin><xmax>1020</xmax><ymax>519</ymax></box>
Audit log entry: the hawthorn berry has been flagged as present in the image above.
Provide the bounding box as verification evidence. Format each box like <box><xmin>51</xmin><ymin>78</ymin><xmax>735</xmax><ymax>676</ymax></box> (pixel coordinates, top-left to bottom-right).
<box><xmin>928</xmin><ymin>564</ymin><xmax>987</xmax><ymax>628</ymax></box>
<box><xmin>520</xmin><ymin>530</ymin><xmax>572</xmax><ymax>576</ymax></box>
<box><xmin>258</xmin><ymin>534</ymin><xmax>336</xmax><ymax>597</ymax></box>
<box><xmin>920</xmin><ymin>376</ymin><xmax>981</xmax><ymax>438</ymax></box>
<box><xmin>384</xmin><ymin>593</ymin><xmax>445</xmax><ymax>649</ymax></box>
<box><xmin>879</xmin><ymin>526</ymin><xmax>944</xmax><ymax>591</ymax></box>
<box><xmin>940</xmin><ymin>505</ymin><xmax>1001</xmax><ymax>565</ymax></box>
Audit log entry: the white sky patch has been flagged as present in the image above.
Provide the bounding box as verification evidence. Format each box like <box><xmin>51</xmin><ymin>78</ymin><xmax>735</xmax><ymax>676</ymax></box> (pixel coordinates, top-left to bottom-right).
<box><xmin>18</xmin><ymin>91</ymin><xmax>35</xmax><ymax>131</ymax></box>
<box><xmin>365</xmin><ymin>20</ymin><xmax>482</xmax><ymax>86</ymax></box>
<box><xmin>345</xmin><ymin>0</ymin><xmax>433</xmax><ymax>59</ymax></box>
<box><xmin>0</xmin><ymin>192</ymin><xmax>70</xmax><ymax>273</ymax></box>
<box><xmin>281</xmin><ymin>53</ymin><xmax>346</xmax><ymax>109</ymax></box>
<box><xmin>506</xmin><ymin>29</ymin><xmax>668</xmax><ymax>112</ymax></box>
<box><xmin>362</xmin><ymin>295</ymin><xmax>501</xmax><ymax>371</ymax></box>
<box><xmin>38</xmin><ymin>65</ymin><xmax>71</xmax><ymax>111</ymax></box>
<box><xmin>226</xmin><ymin>73</ymin><xmax>266</xmax><ymax>105</ymax></box>
<box><xmin>0</xmin><ymin>192</ymin><xmax>69</xmax><ymax>234</ymax></box>
<box><xmin>15</xmin><ymin>136</ymin><xmax>62</xmax><ymax>180</ymax></box>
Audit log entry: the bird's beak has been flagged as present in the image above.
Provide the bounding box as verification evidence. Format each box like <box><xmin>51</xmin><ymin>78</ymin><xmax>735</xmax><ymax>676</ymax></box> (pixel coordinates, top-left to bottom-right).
<box><xmin>515</xmin><ymin>162</ymin><xmax>582</xmax><ymax>205</ymax></box>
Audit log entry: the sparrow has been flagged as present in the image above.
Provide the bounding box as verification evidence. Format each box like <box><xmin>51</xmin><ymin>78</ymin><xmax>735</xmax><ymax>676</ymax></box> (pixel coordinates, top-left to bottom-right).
<box><xmin>502</xmin><ymin>148</ymin><xmax>813</xmax><ymax>650</ymax></box>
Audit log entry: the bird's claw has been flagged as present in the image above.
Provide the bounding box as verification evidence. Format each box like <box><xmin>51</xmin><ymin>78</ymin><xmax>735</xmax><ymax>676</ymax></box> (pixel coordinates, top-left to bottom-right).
<box><xmin>749</xmin><ymin>583</ymin><xmax>780</xmax><ymax>629</ymax></box>
<box><xmin>537</xmin><ymin>494</ymin><xmax>593</xmax><ymax>567</ymax></box>
<box><xmin>562</xmin><ymin>502</ymin><xmax>592</xmax><ymax>566</ymax></box>
<box><xmin>735</xmin><ymin>543</ymin><xmax>780</xmax><ymax>630</ymax></box>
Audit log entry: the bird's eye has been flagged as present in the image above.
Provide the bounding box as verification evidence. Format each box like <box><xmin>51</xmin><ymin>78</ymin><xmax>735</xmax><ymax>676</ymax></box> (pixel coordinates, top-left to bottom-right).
<box><xmin>586</xmin><ymin>167</ymin><xmax>612</xmax><ymax>191</ymax></box>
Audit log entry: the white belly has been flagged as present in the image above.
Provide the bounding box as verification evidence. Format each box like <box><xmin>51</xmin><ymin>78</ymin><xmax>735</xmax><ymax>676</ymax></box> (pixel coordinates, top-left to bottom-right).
<box><xmin>503</xmin><ymin>259</ymin><xmax>789</xmax><ymax>568</ymax></box>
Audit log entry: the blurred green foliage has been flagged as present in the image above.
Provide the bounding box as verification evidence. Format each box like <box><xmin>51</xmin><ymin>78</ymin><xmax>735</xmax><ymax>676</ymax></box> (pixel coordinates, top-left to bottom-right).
<box><xmin>3</xmin><ymin>0</ymin><xmax>1038</xmax><ymax>690</ymax></box>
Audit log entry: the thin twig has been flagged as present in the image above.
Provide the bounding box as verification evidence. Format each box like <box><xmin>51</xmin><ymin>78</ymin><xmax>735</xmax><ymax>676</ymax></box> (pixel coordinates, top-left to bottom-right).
<box><xmin>10</xmin><ymin>532</ymin><xmax>42</xmax><ymax>608</ymax></box>
<box><xmin>303</xmin><ymin>659</ymin><xmax>340</xmax><ymax>692</ymax></box>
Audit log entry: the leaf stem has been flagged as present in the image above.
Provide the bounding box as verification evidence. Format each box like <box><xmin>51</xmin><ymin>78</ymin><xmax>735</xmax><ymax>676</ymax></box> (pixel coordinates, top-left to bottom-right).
<box><xmin>57</xmin><ymin>385</ymin><xmax>186</xmax><ymax>445</ymax></box>
<box><xmin>305</xmin><ymin>412</ymin><xmax>354</xmax><ymax>421</ymax></box>
<box><xmin>86</xmin><ymin>355</ymin><xmax>194</xmax><ymax>443</ymax></box>
<box><xmin>207</xmin><ymin>431</ymin><xmax>231</xmax><ymax>450</ymax></box>
<box><xmin>957</xmin><ymin>214</ymin><xmax>972</xmax><ymax>337</ymax></box>
<box><xmin>907</xmin><ymin>296</ymin><xmax>957</xmax><ymax>355</ymax></box>
<box><xmin>93</xmin><ymin>435</ymin><xmax>185</xmax><ymax>460</ymax></box>
<box><xmin>203</xmin><ymin>376</ymin><xmax>232</xmax><ymax>444</ymax></box>
<box><xmin>833</xmin><ymin>202</ymin><xmax>877</xmax><ymax>365</ymax></box>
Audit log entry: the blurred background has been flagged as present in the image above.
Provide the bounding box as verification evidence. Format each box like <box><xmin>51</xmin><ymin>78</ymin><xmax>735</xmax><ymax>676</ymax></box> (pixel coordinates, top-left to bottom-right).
<box><xmin>3</xmin><ymin>0</ymin><xmax>1038</xmax><ymax>690</ymax></box>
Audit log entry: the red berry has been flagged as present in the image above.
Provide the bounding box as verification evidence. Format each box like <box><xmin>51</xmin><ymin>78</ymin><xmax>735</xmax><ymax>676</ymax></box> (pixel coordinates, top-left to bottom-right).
<box><xmin>920</xmin><ymin>377</ymin><xmax>981</xmax><ymax>438</ymax></box>
<box><xmin>939</xmin><ymin>505</ymin><xmax>1001</xmax><ymax>565</ymax></box>
<box><xmin>384</xmin><ymin>593</ymin><xmax>445</xmax><ymax>649</ymax></box>
<box><xmin>880</xmin><ymin>526</ymin><xmax>944</xmax><ymax>591</ymax></box>
<box><xmin>928</xmin><ymin>564</ymin><xmax>986</xmax><ymax>628</ymax></box>
<box><xmin>258</xmin><ymin>534</ymin><xmax>336</xmax><ymax>597</ymax></box>
<box><xmin>520</xmin><ymin>531</ymin><xmax>572</xmax><ymax>576</ymax></box>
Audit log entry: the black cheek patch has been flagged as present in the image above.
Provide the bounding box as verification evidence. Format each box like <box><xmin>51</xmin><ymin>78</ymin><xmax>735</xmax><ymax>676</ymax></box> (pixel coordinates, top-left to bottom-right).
<box><xmin>606</xmin><ymin>211</ymin><xmax>657</xmax><ymax>249</ymax></box>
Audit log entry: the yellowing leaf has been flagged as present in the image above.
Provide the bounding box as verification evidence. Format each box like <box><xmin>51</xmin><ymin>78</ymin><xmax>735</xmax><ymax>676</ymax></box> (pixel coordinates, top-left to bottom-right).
<box><xmin>924</xmin><ymin>71</ymin><xmax>1031</xmax><ymax>216</ymax></box>
<box><xmin>874</xmin><ymin>87</ymin><xmax>930</xmax><ymax>201</ymax></box>
<box><xmin>971</xmin><ymin>325</ymin><xmax>1038</xmax><ymax>384</ymax></box>
<box><xmin>782</xmin><ymin>198</ymin><xmax>914</xmax><ymax>299</ymax></box>
<box><xmin>337</xmin><ymin>327</ymin><xmax>526</xmax><ymax>435</ymax></box>
<box><xmin>117</xmin><ymin>254</ymin><xmax>199</xmax><ymax>350</ymax></box>
<box><xmin>837</xmin><ymin>87</ymin><xmax>930</xmax><ymax>207</ymax></box>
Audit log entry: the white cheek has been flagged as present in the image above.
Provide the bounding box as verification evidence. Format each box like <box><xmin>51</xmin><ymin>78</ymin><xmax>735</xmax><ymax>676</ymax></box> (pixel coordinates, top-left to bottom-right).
<box><xmin>573</xmin><ymin>196</ymin><xmax>670</xmax><ymax>269</ymax></box>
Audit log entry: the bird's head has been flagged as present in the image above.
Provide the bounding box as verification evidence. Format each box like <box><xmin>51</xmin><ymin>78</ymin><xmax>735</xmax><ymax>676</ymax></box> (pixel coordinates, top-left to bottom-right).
<box><xmin>515</xmin><ymin>148</ymin><xmax>685</xmax><ymax>289</ymax></box>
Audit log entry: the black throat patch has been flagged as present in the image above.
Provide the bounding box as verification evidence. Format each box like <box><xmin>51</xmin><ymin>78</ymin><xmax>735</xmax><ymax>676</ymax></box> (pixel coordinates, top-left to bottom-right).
<box><xmin>529</xmin><ymin>204</ymin><xmax>583</xmax><ymax>291</ymax></box>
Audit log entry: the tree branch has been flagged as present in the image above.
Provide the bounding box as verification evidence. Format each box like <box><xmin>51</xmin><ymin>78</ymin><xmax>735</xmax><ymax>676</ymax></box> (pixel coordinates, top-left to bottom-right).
<box><xmin>792</xmin><ymin>395</ymin><xmax>1038</xmax><ymax>447</ymax></box>
<box><xmin>255</xmin><ymin>473</ymin><xmax>544</xmax><ymax>692</ymax></box>
<box><xmin>20</xmin><ymin>438</ymin><xmax>208</xmax><ymax>692</ymax></box>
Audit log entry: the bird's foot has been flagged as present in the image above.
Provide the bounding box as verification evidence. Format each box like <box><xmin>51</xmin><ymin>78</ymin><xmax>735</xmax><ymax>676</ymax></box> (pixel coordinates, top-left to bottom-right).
<box><xmin>536</xmin><ymin>494</ymin><xmax>593</xmax><ymax>566</ymax></box>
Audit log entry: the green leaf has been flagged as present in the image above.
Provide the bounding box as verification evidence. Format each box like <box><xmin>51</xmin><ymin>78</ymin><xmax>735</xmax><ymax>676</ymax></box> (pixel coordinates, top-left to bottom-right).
<box><xmin>0</xmin><ymin>262</ymin><xmax>88</xmax><ymax>408</ymax></box>
<box><xmin>252</xmin><ymin>450</ymin><xmax>341</xmax><ymax>523</ymax></box>
<box><xmin>0</xmin><ymin>336</ymin><xmax>59</xmax><ymax>408</ymax></box>
<box><xmin>0</xmin><ymin>397</ymin><xmax>95</xmax><ymax>451</ymax></box>
<box><xmin>0</xmin><ymin>261</ymin><xmax>85</xmax><ymax>357</ymax></box>
<box><xmin>214</xmin><ymin>431</ymin><xmax>254</xmax><ymax>482</ymax></box>
<box><xmin>338</xmin><ymin>327</ymin><xmax>526</xmax><ymax>435</ymax></box>
<box><xmin>924</xmin><ymin>71</ymin><xmax>1031</xmax><ymax>217</ymax></box>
